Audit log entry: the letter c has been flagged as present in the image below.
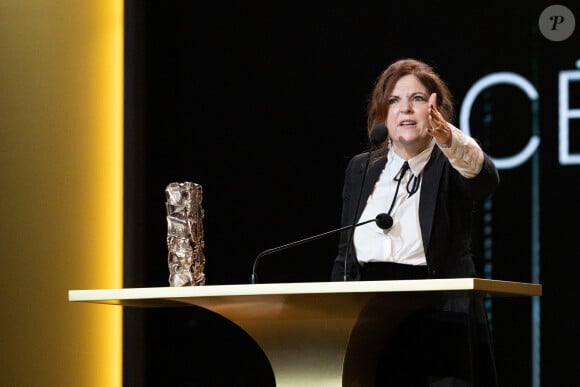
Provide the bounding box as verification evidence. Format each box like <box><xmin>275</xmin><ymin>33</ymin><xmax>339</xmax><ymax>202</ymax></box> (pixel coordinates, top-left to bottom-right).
<box><xmin>460</xmin><ymin>72</ymin><xmax>539</xmax><ymax>170</ymax></box>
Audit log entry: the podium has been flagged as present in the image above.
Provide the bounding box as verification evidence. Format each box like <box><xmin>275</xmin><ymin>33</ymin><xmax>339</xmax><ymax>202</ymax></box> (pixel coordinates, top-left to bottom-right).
<box><xmin>69</xmin><ymin>278</ymin><xmax>541</xmax><ymax>386</ymax></box>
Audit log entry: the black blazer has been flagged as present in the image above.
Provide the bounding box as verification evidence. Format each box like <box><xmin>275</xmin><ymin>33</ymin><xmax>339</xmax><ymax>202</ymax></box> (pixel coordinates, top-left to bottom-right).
<box><xmin>331</xmin><ymin>145</ymin><xmax>500</xmax><ymax>281</ymax></box>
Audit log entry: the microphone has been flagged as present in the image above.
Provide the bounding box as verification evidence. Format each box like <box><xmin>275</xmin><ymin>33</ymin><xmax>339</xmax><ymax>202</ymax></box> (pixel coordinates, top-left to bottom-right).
<box><xmin>375</xmin><ymin>212</ymin><xmax>394</xmax><ymax>229</ymax></box>
<box><xmin>369</xmin><ymin>123</ymin><xmax>388</xmax><ymax>147</ymax></box>
<box><xmin>250</xmin><ymin>213</ymin><xmax>391</xmax><ymax>284</ymax></box>
<box><xmin>343</xmin><ymin>124</ymin><xmax>389</xmax><ymax>280</ymax></box>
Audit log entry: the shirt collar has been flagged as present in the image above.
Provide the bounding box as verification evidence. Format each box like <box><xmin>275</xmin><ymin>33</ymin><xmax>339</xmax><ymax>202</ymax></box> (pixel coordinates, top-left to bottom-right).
<box><xmin>387</xmin><ymin>139</ymin><xmax>435</xmax><ymax>178</ymax></box>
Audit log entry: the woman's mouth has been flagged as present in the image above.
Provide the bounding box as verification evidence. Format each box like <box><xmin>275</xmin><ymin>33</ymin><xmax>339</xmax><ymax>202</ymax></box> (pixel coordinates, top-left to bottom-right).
<box><xmin>399</xmin><ymin>120</ymin><xmax>417</xmax><ymax>127</ymax></box>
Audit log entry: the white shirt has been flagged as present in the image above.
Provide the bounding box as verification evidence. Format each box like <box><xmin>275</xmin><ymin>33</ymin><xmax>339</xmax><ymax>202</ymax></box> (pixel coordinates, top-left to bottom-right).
<box><xmin>354</xmin><ymin>125</ymin><xmax>484</xmax><ymax>266</ymax></box>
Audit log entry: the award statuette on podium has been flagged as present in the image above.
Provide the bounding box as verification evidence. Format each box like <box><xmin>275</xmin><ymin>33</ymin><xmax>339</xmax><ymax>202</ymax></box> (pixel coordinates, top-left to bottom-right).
<box><xmin>165</xmin><ymin>181</ymin><xmax>206</xmax><ymax>287</ymax></box>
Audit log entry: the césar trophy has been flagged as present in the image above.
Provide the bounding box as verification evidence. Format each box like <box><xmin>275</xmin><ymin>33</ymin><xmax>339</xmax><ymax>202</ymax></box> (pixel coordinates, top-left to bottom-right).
<box><xmin>165</xmin><ymin>181</ymin><xmax>206</xmax><ymax>287</ymax></box>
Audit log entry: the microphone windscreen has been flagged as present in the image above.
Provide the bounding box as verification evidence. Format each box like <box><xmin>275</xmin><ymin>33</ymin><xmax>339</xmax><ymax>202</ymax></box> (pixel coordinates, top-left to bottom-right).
<box><xmin>370</xmin><ymin>124</ymin><xmax>388</xmax><ymax>145</ymax></box>
<box><xmin>375</xmin><ymin>213</ymin><xmax>393</xmax><ymax>229</ymax></box>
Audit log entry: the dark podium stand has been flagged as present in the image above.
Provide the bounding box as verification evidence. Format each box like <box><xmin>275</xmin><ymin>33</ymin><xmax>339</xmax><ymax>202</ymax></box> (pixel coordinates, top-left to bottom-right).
<box><xmin>69</xmin><ymin>278</ymin><xmax>541</xmax><ymax>386</ymax></box>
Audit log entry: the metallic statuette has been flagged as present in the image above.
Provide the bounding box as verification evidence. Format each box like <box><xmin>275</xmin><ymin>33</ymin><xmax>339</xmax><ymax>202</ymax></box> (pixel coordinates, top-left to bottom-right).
<box><xmin>165</xmin><ymin>181</ymin><xmax>206</xmax><ymax>287</ymax></box>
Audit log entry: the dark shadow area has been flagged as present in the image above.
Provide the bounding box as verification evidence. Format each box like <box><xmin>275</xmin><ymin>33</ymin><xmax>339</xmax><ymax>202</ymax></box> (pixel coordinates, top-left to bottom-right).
<box><xmin>143</xmin><ymin>306</ymin><xmax>275</xmax><ymax>387</ymax></box>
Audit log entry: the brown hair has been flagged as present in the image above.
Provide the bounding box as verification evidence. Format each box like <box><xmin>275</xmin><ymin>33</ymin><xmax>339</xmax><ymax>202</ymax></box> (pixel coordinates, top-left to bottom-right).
<box><xmin>366</xmin><ymin>58</ymin><xmax>454</xmax><ymax>142</ymax></box>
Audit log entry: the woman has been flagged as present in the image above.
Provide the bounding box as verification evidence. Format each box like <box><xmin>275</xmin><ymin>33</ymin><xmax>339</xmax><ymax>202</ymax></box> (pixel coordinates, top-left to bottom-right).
<box><xmin>332</xmin><ymin>58</ymin><xmax>499</xmax><ymax>386</ymax></box>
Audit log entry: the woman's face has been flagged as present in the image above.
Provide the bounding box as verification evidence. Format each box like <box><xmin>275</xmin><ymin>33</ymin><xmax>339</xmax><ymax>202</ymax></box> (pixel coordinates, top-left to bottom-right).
<box><xmin>385</xmin><ymin>74</ymin><xmax>433</xmax><ymax>156</ymax></box>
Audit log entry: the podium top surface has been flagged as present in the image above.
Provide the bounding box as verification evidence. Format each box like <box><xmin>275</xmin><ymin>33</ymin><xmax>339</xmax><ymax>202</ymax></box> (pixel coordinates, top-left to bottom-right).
<box><xmin>68</xmin><ymin>278</ymin><xmax>541</xmax><ymax>308</ymax></box>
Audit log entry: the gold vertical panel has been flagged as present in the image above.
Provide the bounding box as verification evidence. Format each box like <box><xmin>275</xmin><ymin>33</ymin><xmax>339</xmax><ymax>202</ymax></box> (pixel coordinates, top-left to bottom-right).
<box><xmin>0</xmin><ymin>1</ymin><xmax>123</xmax><ymax>386</ymax></box>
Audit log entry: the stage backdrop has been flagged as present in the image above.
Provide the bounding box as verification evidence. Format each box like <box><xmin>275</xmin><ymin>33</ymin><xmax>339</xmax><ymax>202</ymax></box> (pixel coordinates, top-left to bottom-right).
<box><xmin>123</xmin><ymin>1</ymin><xmax>579</xmax><ymax>386</ymax></box>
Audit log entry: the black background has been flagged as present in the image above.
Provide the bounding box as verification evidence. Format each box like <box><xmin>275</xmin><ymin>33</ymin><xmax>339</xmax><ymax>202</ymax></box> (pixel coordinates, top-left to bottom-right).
<box><xmin>123</xmin><ymin>1</ymin><xmax>580</xmax><ymax>385</ymax></box>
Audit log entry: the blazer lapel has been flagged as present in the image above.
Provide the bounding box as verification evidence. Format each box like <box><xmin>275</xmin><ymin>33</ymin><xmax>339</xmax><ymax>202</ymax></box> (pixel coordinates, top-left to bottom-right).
<box><xmin>356</xmin><ymin>151</ymin><xmax>388</xmax><ymax>221</ymax></box>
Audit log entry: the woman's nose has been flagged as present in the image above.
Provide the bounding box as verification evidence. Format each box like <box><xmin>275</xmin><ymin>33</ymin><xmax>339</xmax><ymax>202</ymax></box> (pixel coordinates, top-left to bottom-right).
<box><xmin>400</xmin><ymin>100</ymin><xmax>413</xmax><ymax>113</ymax></box>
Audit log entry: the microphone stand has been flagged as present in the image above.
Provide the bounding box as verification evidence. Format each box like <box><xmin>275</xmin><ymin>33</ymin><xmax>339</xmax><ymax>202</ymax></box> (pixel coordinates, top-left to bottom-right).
<box><xmin>343</xmin><ymin>152</ymin><xmax>371</xmax><ymax>281</ymax></box>
<box><xmin>250</xmin><ymin>217</ymin><xmax>380</xmax><ymax>284</ymax></box>
<box><xmin>343</xmin><ymin>124</ymin><xmax>388</xmax><ymax>280</ymax></box>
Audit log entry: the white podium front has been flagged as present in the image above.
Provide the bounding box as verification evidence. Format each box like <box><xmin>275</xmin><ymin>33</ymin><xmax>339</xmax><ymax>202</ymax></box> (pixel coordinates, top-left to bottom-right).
<box><xmin>69</xmin><ymin>278</ymin><xmax>541</xmax><ymax>387</ymax></box>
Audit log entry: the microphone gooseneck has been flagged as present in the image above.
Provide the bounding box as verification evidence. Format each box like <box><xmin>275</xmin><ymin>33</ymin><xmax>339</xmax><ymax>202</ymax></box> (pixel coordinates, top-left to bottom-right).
<box><xmin>343</xmin><ymin>124</ymin><xmax>389</xmax><ymax>281</ymax></box>
<box><xmin>250</xmin><ymin>213</ymin><xmax>389</xmax><ymax>284</ymax></box>
<box><xmin>249</xmin><ymin>125</ymin><xmax>400</xmax><ymax>283</ymax></box>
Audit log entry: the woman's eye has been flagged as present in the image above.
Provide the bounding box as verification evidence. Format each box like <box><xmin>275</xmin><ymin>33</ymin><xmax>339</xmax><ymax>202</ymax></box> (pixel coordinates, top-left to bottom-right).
<box><xmin>388</xmin><ymin>98</ymin><xmax>398</xmax><ymax>105</ymax></box>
